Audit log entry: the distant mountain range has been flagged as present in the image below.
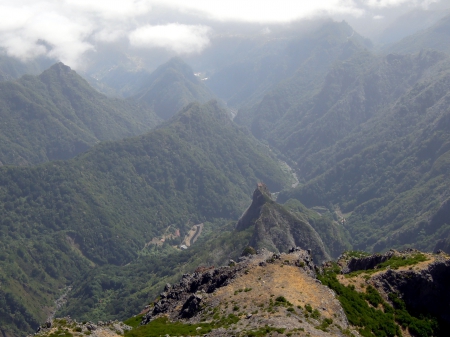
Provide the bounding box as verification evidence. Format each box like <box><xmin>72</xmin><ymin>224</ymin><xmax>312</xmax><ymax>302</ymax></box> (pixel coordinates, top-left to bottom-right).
<box><xmin>387</xmin><ymin>14</ymin><xmax>450</xmax><ymax>54</ymax></box>
<box><xmin>0</xmin><ymin>62</ymin><xmax>160</xmax><ymax>165</ymax></box>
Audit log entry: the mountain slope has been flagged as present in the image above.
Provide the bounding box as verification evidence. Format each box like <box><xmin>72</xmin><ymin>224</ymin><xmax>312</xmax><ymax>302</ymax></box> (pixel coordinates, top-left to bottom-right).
<box><xmin>277</xmin><ymin>51</ymin><xmax>450</xmax><ymax>252</ymax></box>
<box><xmin>376</xmin><ymin>8</ymin><xmax>450</xmax><ymax>45</ymax></box>
<box><xmin>388</xmin><ymin>14</ymin><xmax>450</xmax><ymax>55</ymax></box>
<box><xmin>210</xmin><ymin>20</ymin><xmax>371</xmax><ymax>113</ymax></box>
<box><xmin>0</xmin><ymin>54</ymin><xmax>52</xmax><ymax>81</ymax></box>
<box><xmin>226</xmin><ymin>24</ymin><xmax>450</xmax><ymax>255</ymax></box>
<box><xmin>0</xmin><ymin>101</ymin><xmax>289</xmax><ymax>336</ymax></box>
<box><xmin>132</xmin><ymin>58</ymin><xmax>216</xmax><ymax>120</ymax></box>
<box><xmin>269</xmin><ymin>50</ymin><xmax>446</xmax><ymax>176</ymax></box>
<box><xmin>238</xmin><ymin>45</ymin><xmax>374</xmax><ymax>141</ymax></box>
<box><xmin>0</xmin><ymin>62</ymin><xmax>160</xmax><ymax>165</ymax></box>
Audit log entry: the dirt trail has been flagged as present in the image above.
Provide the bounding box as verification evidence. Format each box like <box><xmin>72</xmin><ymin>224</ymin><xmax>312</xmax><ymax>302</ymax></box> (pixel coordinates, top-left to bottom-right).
<box><xmin>182</xmin><ymin>223</ymin><xmax>204</xmax><ymax>247</ymax></box>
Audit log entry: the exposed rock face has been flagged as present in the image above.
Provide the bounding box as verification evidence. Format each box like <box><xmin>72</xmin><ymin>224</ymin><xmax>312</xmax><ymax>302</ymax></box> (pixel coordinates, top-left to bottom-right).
<box><xmin>236</xmin><ymin>183</ymin><xmax>272</xmax><ymax>231</ymax></box>
<box><xmin>341</xmin><ymin>250</ymin><xmax>397</xmax><ymax>274</ymax></box>
<box><xmin>338</xmin><ymin>249</ymin><xmax>450</xmax><ymax>328</ymax></box>
<box><xmin>143</xmin><ymin>254</ymin><xmax>255</xmax><ymax>323</ymax></box>
<box><xmin>236</xmin><ymin>183</ymin><xmax>330</xmax><ymax>263</ymax></box>
<box><xmin>371</xmin><ymin>257</ymin><xmax>450</xmax><ymax>325</ymax></box>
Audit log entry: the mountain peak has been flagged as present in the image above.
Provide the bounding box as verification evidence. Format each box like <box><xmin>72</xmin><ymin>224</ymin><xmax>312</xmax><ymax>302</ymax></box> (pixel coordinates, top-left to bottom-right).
<box><xmin>236</xmin><ymin>183</ymin><xmax>273</xmax><ymax>232</ymax></box>
<box><xmin>133</xmin><ymin>57</ymin><xmax>216</xmax><ymax>120</ymax></box>
<box><xmin>256</xmin><ymin>182</ymin><xmax>272</xmax><ymax>198</ymax></box>
<box><xmin>236</xmin><ymin>183</ymin><xmax>330</xmax><ymax>263</ymax></box>
<box><xmin>38</xmin><ymin>61</ymin><xmax>93</xmax><ymax>90</ymax></box>
<box><xmin>42</xmin><ymin>62</ymin><xmax>74</xmax><ymax>77</ymax></box>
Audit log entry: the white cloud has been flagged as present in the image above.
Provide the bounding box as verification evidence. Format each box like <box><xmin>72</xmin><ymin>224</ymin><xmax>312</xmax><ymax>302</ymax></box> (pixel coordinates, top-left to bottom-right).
<box><xmin>0</xmin><ymin>0</ymin><xmax>443</xmax><ymax>68</ymax></box>
<box><xmin>365</xmin><ymin>0</ymin><xmax>439</xmax><ymax>8</ymax></box>
<box><xmin>373</xmin><ymin>15</ymin><xmax>385</xmax><ymax>19</ymax></box>
<box><xmin>129</xmin><ymin>24</ymin><xmax>211</xmax><ymax>54</ymax></box>
<box><xmin>63</xmin><ymin>0</ymin><xmax>152</xmax><ymax>20</ymax></box>
<box><xmin>153</xmin><ymin>0</ymin><xmax>365</xmax><ymax>22</ymax></box>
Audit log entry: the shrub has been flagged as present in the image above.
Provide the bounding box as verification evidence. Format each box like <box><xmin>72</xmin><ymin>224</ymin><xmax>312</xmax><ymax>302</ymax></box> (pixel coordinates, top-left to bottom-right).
<box><xmin>275</xmin><ymin>296</ymin><xmax>287</xmax><ymax>303</ymax></box>
<box><xmin>305</xmin><ymin>304</ymin><xmax>313</xmax><ymax>313</ymax></box>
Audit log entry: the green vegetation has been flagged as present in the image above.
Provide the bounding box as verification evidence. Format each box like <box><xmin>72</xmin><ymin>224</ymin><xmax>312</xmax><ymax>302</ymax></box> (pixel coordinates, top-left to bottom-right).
<box><xmin>5</xmin><ymin>17</ymin><xmax>450</xmax><ymax>337</ymax></box>
<box><xmin>62</xmin><ymin>221</ymin><xmax>255</xmax><ymax>323</ymax></box>
<box><xmin>244</xmin><ymin>326</ymin><xmax>286</xmax><ymax>337</ymax></box>
<box><xmin>241</xmin><ymin>246</ymin><xmax>257</xmax><ymax>256</ymax></box>
<box><xmin>344</xmin><ymin>251</ymin><xmax>371</xmax><ymax>259</ymax></box>
<box><xmin>318</xmin><ymin>265</ymin><xmax>440</xmax><ymax>337</ymax></box>
<box><xmin>275</xmin><ymin>296</ymin><xmax>287</xmax><ymax>303</ymax></box>
<box><xmin>125</xmin><ymin>317</ymin><xmax>212</xmax><ymax>337</ymax></box>
<box><xmin>377</xmin><ymin>254</ymin><xmax>427</xmax><ymax>270</ymax></box>
<box><xmin>123</xmin><ymin>315</ymin><xmax>144</xmax><ymax>328</ymax></box>
<box><xmin>0</xmin><ymin>101</ymin><xmax>289</xmax><ymax>335</ymax></box>
<box><xmin>125</xmin><ymin>314</ymin><xmax>240</xmax><ymax>337</ymax></box>
<box><xmin>389</xmin><ymin>293</ymin><xmax>438</xmax><ymax>337</ymax></box>
<box><xmin>316</xmin><ymin>318</ymin><xmax>333</xmax><ymax>332</ymax></box>
<box><xmin>319</xmin><ymin>267</ymin><xmax>401</xmax><ymax>337</ymax></box>
<box><xmin>48</xmin><ymin>330</ymin><xmax>73</xmax><ymax>337</ymax></box>
<box><xmin>346</xmin><ymin>253</ymin><xmax>428</xmax><ymax>277</ymax></box>
<box><xmin>284</xmin><ymin>199</ymin><xmax>352</xmax><ymax>258</ymax></box>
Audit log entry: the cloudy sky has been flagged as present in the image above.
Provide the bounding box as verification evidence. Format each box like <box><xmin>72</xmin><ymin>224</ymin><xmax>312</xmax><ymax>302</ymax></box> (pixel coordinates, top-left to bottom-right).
<box><xmin>0</xmin><ymin>0</ymin><xmax>445</xmax><ymax>68</ymax></box>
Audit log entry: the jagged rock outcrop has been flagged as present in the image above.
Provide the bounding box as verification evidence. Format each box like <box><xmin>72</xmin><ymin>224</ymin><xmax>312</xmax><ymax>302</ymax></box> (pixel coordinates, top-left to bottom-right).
<box><xmin>341</xmin><ymin>250</ymin><xmax>397</xmax><ymax>274</ymax></box>
<box><xmin>336</xmin><ymin>249</ymin><xmax>450</xmax><ymax>329</ymax></box>
<box><xmin>236</xmin><ymin>183</ymin><xmax>330</xmax><ymax>263</ymax></box>
<box><xmin>143</xmin><ymin>252</ymin><xmax>260</xmax><ymax>323</ymax></box>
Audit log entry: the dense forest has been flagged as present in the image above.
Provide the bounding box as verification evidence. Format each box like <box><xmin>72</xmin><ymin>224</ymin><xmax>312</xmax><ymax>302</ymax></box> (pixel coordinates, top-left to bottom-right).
<box><xmin>0</xmin><ymin>100</ymin><xmax>289</xmax><ymax>335</ymax></box>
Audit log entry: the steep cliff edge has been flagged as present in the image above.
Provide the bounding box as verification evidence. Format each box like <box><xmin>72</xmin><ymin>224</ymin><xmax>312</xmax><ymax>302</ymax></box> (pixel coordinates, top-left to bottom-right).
<box><xmin>236</xmin><ymin>183</ymin><xmax>330</xmax><ymax>263</ymax></box>
<box><xmin>331</xmin><ymin>249</ymin><xmax>450</xmax><ymax>335</ymax></box>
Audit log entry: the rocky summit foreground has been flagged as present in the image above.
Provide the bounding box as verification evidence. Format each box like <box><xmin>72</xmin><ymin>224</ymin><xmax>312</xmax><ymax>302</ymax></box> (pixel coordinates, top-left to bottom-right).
<box><xmin>138</xmin><ymin>248</ymin><xmax>350</xmax><ymax>336</ymax></box>
<box><xmin>33</xmin><ymin>248</ymin><xmax>450</xmax><ymax>337</ymax></box>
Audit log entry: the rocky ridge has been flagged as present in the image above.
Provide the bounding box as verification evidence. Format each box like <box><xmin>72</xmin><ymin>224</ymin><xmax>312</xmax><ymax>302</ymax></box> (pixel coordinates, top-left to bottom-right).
<box><xmin>139</xmin><ymin>247</ymin><xmax>351</xmax><ymax>336</ymax></box>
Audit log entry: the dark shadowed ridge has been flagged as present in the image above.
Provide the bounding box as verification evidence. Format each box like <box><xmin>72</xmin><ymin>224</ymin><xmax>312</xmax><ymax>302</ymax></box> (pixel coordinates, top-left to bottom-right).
<box><xmin>236</xmin><ymin>183</ymin><xmax>329</xmax><ymax>263</ymax></box>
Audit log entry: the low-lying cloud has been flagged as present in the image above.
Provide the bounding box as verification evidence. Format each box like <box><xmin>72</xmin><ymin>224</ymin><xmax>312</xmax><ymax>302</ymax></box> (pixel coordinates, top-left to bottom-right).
<box><xmin>0</xmin><ymin>0</ymin><xmax>443</xmax><ymax>68</ymax></box>
<box><xmin>129</xmin><ymin>24</ymin><xmax>211</xmax><ymax>54</ymax></box>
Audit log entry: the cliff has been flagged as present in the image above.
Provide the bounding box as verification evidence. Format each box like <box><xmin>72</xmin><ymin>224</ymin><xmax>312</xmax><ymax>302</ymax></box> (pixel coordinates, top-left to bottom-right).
<box><xmin>334</xmin><ymin>249</ymin><xmax>450</xmax><ymax>334</ymax></box>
